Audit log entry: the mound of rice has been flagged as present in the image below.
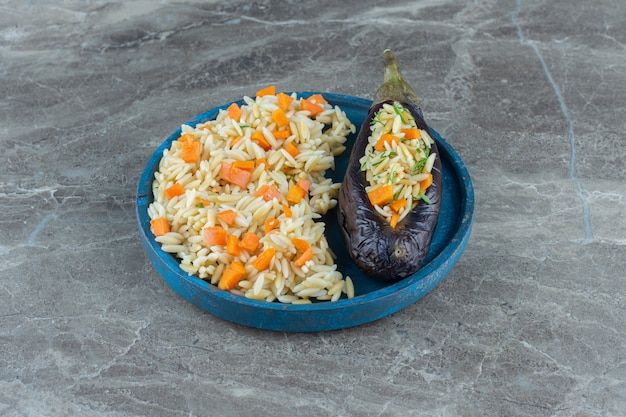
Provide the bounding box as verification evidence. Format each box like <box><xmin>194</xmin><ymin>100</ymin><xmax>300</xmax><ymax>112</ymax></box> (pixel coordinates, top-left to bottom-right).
<box><xmin>147</xmin><ymin>89</ymin><xmax>356</xmax><ymax>303</ymax></box>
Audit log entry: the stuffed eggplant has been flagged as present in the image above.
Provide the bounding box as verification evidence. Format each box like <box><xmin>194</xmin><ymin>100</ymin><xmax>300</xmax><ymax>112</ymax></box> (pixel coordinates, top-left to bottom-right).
<box><xmin>337</xmin><ymin>49</ymin><xmax>442</xmax><ymax>281</ymax></box>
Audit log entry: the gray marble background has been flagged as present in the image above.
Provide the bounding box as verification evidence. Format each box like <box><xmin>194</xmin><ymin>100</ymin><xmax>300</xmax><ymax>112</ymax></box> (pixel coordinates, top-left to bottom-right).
<box><xmin>2</xmin><ymin>0</ymin><xmax>625</xmax><ymax>416</ymax></box>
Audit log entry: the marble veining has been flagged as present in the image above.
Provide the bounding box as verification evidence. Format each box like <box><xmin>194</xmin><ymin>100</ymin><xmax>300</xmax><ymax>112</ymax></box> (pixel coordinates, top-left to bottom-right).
<box><xmin>1</xmin><ymin>0</ymin><xmax>625</xmax><ymax>416</ymax></box>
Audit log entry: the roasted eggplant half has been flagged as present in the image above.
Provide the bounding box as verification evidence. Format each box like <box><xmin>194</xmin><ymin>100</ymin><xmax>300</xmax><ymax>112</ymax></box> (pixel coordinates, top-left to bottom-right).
<box><xmin>337</xmin><ymin>50</ymin><xmax>442</xmax><ymax>281</ymax></box>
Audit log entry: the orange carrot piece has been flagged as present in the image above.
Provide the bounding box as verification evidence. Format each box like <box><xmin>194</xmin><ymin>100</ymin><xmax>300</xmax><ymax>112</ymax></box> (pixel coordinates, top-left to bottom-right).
<box><xmin>272</xmin><ymin>129</ymin><xmax>291</xmax><ymax>140</ymax></box>
<box><xmin>227</xmin><ymin>103</ymin><xmax>241</xmax><ymax>121</ymax></box>
<box><xmin>178</xmin><ymin>133</ymin><xmax>195</xmax><ymax>142</ymax></box>
<box><xmin>389</xmin><ymin>198</ymin><xmax>407</xmax><ymax>213</ymax></box>
<box><xmin>229</xmin><ymin>166</ymin><xmax>252</xmax><ymax>189</ymax></box>
<box><xmin>226</xmin><ymin>234</ymin><xmax>240</xmax><ymax>257</ymax></box>
<box><xmin>401</xmin><ymin>128</ymin><xmax>421</xmax><ymax>139</ymax></box>
<box><xmin>284</xmin><ymin>142</ymin><xmax>300</xmax><ymax>158</ymax></box>
<box><xmin>300</xmin><ymin>98</ymin><xmax>324</xmax><ymax>116</ymax></box>
<box><xmin>218</xmin><ymin>260</ymin><xmax>246</xmax><ymax>290</ymax></box>
<box><xmin>282</xmin><ymin>204</ymin><xmax>292</xmax><ymax>218</ymax></box>
<box><xmin>256</xmin><ymin>158</ymin><xmax>269</xmax><ymax>168</ymax></box>
<box><xmin>296</xmin><ymin>178</ymin><xmax>311</xmax><ymax>192</ymax></box>
<box><xmin>230</xmin><ymin>135</ymin><xmax>244</xmax><ymax>147</ymax></box>
<box><xmin>232</xmin><ymin>160</ymin><xmax>255</xmax><ymax>171</ymax></box>
<box><xmin>292</xmin><ymin>238</ymin><xmax>310</xmax><ymax>253</ymax></box>
<box><xmin>251</xmin><ymin>247</ymin><xmax>276</xmax><ymax>271</ymax></box>
<box><xmin>292</xmin><ymin>239</ymin><xmax>313</xmax><ymax>267</ymax></box>
<box><xmin>221</xmin><ymin>161</ymin><xmax>252</xmax><ymax>188</ymax></box>
<box><xmin>277</xmin><ymin>92</ymin><xmax>294</xmax><ymax>110</ymax></box>
<box><xmin>239</xmin><ymin>232</ymin><xmax>260</xmax><ymax>252</ymax></box>
<box><xmin>306</xmin><ymin>94</ymin><xmax>327</xmax><ymax>105</ymax></box>
<box><xmin>165</xmin><ymin>182</ymin><xmax>185</xmax><ymax>200</ymax></box>
<box><xmin>254</xmin><ymin>184</ymin><xmax>282</xmax><ymax>202</ymax></box>
<box><xmin>216</xmin><ymin>209</ymin><xmax>238</xmax><ymax>226</ymax></box>
<box><xmin>294</xmin><ymin>248</ymin><xmax>313</xmax><ymax>267</ymax></box>
<box><xmin>196</xmin><ymin>197</ymin><xmax>211</xmax><ymax>208</ymax></box>
<box><xmin>264</xmin><ymin>217</ymin><xmax>279</xmax><ymax>234</ymax></box>
<box><xmin>251</xmin><ymin>130</ymin><xmax>271</xmax><ymax>151</ymax></box>
<box><xmin>180</xmin><ymin>137</ymin><xmax>201</xmax><ymax>163</ymax></box>
<box><xmin>286</xmin><ymin>184</ymin><xmax>307</xmax><ymax>204</ymax></box>
<box><xmin>204</xmin><ymin>226</ymin><xmax>227</xmax><ymax>246</ymax></box>
<box><xmin>150</xmin><ymin>217</ymin><xmax>170</xmax><ymax>236</ymax></box>
<box><xmin>197</xmin><ymin>124</ymin><xmax>212</xmax><ymax>131</ymax></box>
<box><xmin>256</xmin><ymin>85</ymin><xmax>275</xmax><ymax>97</ymax></box>
<box><xmin>271</xmin><ymin>109</ymin><xmax>290</xmax><ymax>127</ymax></box>
<box><xmin>220</xmin><ymin>162</ymin><xmax>232</xmax><ymax>181</ymax></box>
<box><xmin>375</xmin><ymin>133</ymin><xmax>399</xmax><ymax>151</ymax></box>
<box><xmin>420</xmin><ymin>172</ymin><xmax>433</xmax><ymax>192</ymax></box>
<box><xmin>389</xmin><ymin>212</ymin><xmax>401</xmax><ymax>229</ymax></box>
<box><xmin>367</xmin><ymin>185</ymin><xmax>393</xmax><ymax>207</ymax></box>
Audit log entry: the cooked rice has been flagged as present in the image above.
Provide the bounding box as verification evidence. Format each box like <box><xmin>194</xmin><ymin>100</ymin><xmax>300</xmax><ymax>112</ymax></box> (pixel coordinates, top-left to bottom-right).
<box><xmin>148</xmin><ymin>91</ymin><xmax>356</xmax><ymax>303</ymax></box>
<box><xmin>358</xmin><ymin>102</ymin><xmax>437</xmax><ymax>225</ymax></box>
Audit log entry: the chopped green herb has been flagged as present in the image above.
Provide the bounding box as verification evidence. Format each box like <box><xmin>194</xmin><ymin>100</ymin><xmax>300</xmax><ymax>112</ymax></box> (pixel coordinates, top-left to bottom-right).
<box><xmin>393</xmin><ymin>103</ymin><xmax>409</xmax><ymax>124</ymax></box>
<box><xmin>420</xmin><ymin>192</ymin><xmax>432</xmax><ymax>205</ymax></box>
<box><xmin>389</xmin><ymin>167</ymin><xmax>397</xmax><ymax>183</ymax></box>
<box><xmin>197</xmin><ymin>203</ymin><xmax>205</xmax><ymax>208</ymax></box>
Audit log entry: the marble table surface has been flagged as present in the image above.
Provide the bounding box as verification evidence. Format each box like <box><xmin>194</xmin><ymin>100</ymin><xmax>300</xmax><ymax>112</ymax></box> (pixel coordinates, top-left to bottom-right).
<box><xmin>2</xmin><ymin>0</ymin><xmax>625</xmax><ymax>416</ymax></box>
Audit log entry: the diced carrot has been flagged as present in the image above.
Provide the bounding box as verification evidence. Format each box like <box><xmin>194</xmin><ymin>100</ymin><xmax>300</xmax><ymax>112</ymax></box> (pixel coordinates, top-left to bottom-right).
<box><xmin>282</xmin><ymin>204</ymin><xmax>292</xmax><ymax>218</ymax></box>
<box><xmin>296</xmin><ymin>178</ymin><xmax>311</xmax><ymax>192</ymax></box>
<box><xmin>178</xmin><ymin>133</ymin><xmax>195</xmax><ymax>142</ymax></box>
<box><xmin>216</xmin><ymin>209</ymin><xmax>238</xmax><ymax>226</ymax></box>
<box><xmin>292</xmin><ymin>238</ymin><xmax>310</xmax><ymax>253</ymax></box>
<box><xmin>292</xmin><ymin>238</ymin><xmax>313</xmax><ymax>267</ymax></box>
<box><xmin>401</xmin><ymin>128</ymin><xmax>421</xmax><ymax>139</ymax></box>
<box><xmin>251</xmin><ymin>248</ymin><xmax>276</xmax><ymax>271</ymax></box>
<box><xmin>150</xmin><ymin>217</ymin><xmax>170</xmax><ymax>236</ymax></box>
<box><xmin>300</xmin><ymin>98</ymin><xmax>324</xmax><ymax>116</ymax></box>
<box><xmin>180</xmin><ymin>136</ymin><xmax>201</xmax><ymax>163</ymax></box>
<box><xmin>165</xmin><ymin>182</ymin><xmax>185</xmax><ymax>200</ymax></box>
<box><xmin>264</xmin><ymin>217</ymin><xmax>279</xmax><ymax>234</ymax></box>
<box><xmin>218</xmin><ymin>260</ymin><xmax>246</xmax><ymax>290</ymax></box>
<box><xmin>367</xmin><ymin>185</ymin><xmax>393</xmax><ymax>207</ymax></box>
<box><xmin>271</xmin><ymin>109</ymin><xmax>290</xmax><ymax>127</ymax></box>
<box><xmin>284</xmin><ymin>142</ymin><xmax>300</xmax><ymax>158</ymax></box>
<box><xmin>272</xmin><ymin>129</ymin><xmax>291</xmax><ymax>140</ymax></box>
<box><xmin>389</xmin><ymin>198</ymin><xmax>407</xmax><ymax>213</ymax></box>
<box><xmin>197</xmin><ymin>124</ymin><xmax>212</xmax><ymax>131</ymax></box>
<box><xmin>204</xmin><ymin>226</ymin><xmax>227</xmax><ymax>246</ymax></box>
<box><xmin>389</xmin><ymin>212</ymin><xmax>401</xmax><ymax>229</ymax></box>
<box><xmin>256</xmin><ymin>158</ymin><xmax>269</xmax><ymax>168</ymax></box>
<box><xmin>286</xmin><ymin>184</ymin><xmax>307</xmax><ymax>204</ymax></box>
<box><xmin>420</xmin><ymin>172</ymin><xmax>433</xmax><ymax>192</ymax></box>
<box><xmin>229</xmin><ymin>165</ymin><xmax>252</xmax><ymax>189</ymax></box>
<box><xmin>256</xmin><ymin>85</ymin><xmax>275</xmax><ymax>97</ymax></box>
<box><xmin>375</xmin><ymin>133</ymin><xmax>399</xmax><ymax>151</ymax></box>
<box><xmin>254</xmin><ymin>184</ymin><xmax>282</xmax><ymax>202</ymax></box>
<box><xmin>306</xmin><ymin>94</ymin><xmax>327</xmax><ymax>105</ymax></box>
<box><xmin>277</xmin><ymin>92</ymin><xmax>294</xmax><ymax>111</ymax></box>
<box><xmin>196</xmin><ymin>197</ymin><xmax>211</xmax><ymax>208</ymax></box>
<box><xmin>251</xmin><ymin>130</ymin><xmax>271</xmax><ymax>151</ymax></box>
<box><xmin>226</xmin><ymin>234</ymin><xmax>240</xmax><ymax>257</ymax></box>
<box><xmin>294</xmin><ymin>248</ymin><xmax>313</xmax><ymax>267</ymax></box>
<box><xmin>232</xmin><ymin>160</ymin><xmax>255</xmax><ymax>171</ymax></box>
<box><xmin>239</xmin><ymin>232</ymin><xmax>260</xmax><ymax>252</ymax></box>
<box><xmin>220</xmin><ymin>161</ymin><xmax>232</xmax><ymax>181</ymax></box>
<box><xmin>230</xmin><ymin>135</ymin><xmax>245</xmax><ymax>147</ymax></box>
<box><xmin>220</xmin><ymin>162</ymin><xmax>252</xmax><ymax>189</ymax></box>
<box><xmin>227</xmin><ymin>103</ymin><xmax>241</xmax><ymax>121</ymax></box>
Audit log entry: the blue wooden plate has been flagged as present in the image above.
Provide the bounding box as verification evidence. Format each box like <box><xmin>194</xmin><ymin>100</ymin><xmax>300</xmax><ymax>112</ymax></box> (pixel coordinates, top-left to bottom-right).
<box><xmin>136</xmin><ymin>93</ymin><xmax>474</xmax><ymax>332</ymax></box>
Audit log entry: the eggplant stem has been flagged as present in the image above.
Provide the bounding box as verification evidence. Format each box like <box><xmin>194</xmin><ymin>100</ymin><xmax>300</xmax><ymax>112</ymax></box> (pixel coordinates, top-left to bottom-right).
<box><xmin>373</xmin><ymin>49</ymin><xmax>421</xmax><ymax>108</ymax></box>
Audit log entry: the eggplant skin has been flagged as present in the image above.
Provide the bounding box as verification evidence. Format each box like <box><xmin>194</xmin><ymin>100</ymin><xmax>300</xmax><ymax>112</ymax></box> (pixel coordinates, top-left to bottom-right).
<box><xmin>337</xmin><ymin>100</ymin><xmax>442</xmax><ymax>281</ymax></box>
